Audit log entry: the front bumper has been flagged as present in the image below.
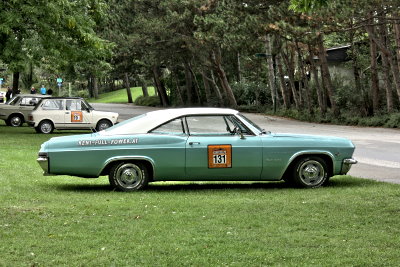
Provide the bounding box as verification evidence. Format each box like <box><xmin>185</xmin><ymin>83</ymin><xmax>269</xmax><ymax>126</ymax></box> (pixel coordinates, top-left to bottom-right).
<box><xmin>37</xmin><ymin>153</ymin><xmax>50</xmax><ymax>175</ymax></box>
<box><xmin>340</xmin><ymin>158</ymin><xmax>357</xmax><ymax>174</ymax></box>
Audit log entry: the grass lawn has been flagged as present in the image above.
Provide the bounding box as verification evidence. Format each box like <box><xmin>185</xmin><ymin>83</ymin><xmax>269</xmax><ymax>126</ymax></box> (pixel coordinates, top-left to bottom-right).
<box><xmin>1</xmin><ymin>121</ymin><xmax>400</xmax><ymax>266</ymax></box>
<box><xmin>88</xmin><ymin>87</ymin><xmax>156</xmax><ymax>103</ymax></box>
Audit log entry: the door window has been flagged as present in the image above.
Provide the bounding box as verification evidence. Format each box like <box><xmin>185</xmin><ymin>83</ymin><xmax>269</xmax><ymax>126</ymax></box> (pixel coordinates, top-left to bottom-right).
<box><xmin>186</xmin><ymin>115</ymin><xmax>237</xmax><ymax>136</ymax></box>
<box><xmin>42</xmin><ymin>99</ymin><xmax>64</xmax><ymax>110</ymax></box>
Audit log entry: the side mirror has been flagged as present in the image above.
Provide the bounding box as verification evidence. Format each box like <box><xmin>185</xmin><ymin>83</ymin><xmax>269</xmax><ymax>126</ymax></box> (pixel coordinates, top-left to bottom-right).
<box><xmin>234</xmin><ymin>127</ymin><xmax>245</xmax><ymax>140</ymax></box>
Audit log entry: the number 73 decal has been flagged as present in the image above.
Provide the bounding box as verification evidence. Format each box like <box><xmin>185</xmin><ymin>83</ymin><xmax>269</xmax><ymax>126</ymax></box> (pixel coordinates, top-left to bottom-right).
<box><xmin>208</xmin><ymin>145</ymin><xmax>232</xmax><ymax>168</ymax></box>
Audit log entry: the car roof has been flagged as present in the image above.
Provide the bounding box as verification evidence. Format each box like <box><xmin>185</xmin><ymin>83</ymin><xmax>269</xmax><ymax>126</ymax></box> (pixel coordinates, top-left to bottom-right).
<box><xmin>15</xmin><ymin>94</ymin><xmax>49</xmax><ymax>97</ymax></box>
<box><xmin>102</xmin><ymin>107</ymin><xmax>239</xmax><ymax>135</ymax></box>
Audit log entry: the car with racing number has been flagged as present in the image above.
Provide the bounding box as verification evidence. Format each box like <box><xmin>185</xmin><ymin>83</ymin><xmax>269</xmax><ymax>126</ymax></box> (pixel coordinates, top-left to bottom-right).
<box><xmin>36</xmin><ymin>108</ymin><xmax>357</xmax><ymax>191</ymax></box>
<box><xmin>0</xmin><ymin>94</ymin><xmax>48</xmax><ymax>126</ymax></box>
<box><xmin>27</xmin><ymin>97</ymin><xmax>119</xmax><ymax>133</ymax></box>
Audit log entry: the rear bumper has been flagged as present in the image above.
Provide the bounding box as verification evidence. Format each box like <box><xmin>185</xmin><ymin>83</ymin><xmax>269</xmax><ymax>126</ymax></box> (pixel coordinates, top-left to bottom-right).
<box><xmin>340</xmin><ymin>158</ymin><xmax>357</xmax><ymax>175</ymax></box>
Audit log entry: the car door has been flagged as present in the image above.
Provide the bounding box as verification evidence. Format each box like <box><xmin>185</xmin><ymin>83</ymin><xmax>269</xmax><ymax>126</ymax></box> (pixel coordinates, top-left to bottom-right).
<box><xmin>40</xmin><ymin>99</ymin><xmax>66</xmax><ymax>128</ymax></box>
<box><xmin>185</xmin><ymin>115</ymin><xmax>263</xmax><ymax>180</ymax></box>
<box><xmin>64</xmin><ymin>99</ymin><xmax>92</xmax><ymax>129</ymax></box>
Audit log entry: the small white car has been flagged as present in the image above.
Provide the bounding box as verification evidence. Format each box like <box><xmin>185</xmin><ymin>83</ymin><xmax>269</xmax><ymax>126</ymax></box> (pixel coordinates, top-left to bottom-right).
<box><xmin>28</xmin><ymin>97</ymin><xmax>119</xmax><ymax>133</ymax></box>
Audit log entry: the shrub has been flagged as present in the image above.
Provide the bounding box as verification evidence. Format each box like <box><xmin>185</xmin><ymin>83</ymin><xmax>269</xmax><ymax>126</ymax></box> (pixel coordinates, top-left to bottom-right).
<box><xmin>135</xmin><ymin>95</ymin><xmax>160</xmax><ymax>107</ymax></box>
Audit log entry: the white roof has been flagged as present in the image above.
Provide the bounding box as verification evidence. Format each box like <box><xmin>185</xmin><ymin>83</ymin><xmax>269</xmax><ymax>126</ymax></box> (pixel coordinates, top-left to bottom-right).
<box><xmin>101</xmin><ymin>107</ymin><xmax>239</xmax><ymax>135</ymax></box>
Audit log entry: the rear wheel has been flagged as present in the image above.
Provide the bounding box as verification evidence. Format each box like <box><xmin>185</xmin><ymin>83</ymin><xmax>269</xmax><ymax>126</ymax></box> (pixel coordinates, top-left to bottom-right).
<box><xmin>292</xmin><ymin>156</ymin><xmax>328</xmax><ymax>188</ymax></box>
<box><xmin>8</xmin><ymin>114</ymin><xmax>23</xmax><ymax>127</ymax></box>
<box><xmin>38</xmin><ymin>120</ymin><xmax>54</xmax><ymax>134</ymax></box>
<box><xmin>109</xmin><ymin>162</ymin><xmax>149</xmax><ymax>191</ymax></box>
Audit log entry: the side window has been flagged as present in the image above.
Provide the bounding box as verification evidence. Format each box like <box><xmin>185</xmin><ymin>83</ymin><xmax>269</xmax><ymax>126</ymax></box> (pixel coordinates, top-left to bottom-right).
<box><xmin>66</xmin><ymin>100</ymin><xmax>82</xmax><ymax>111</ymax></box>
<box><xmin>42</xmin><ymin>100</ymin><xmax>64</xmax><ymax>110</ymax></box>
<box><xmin>151</xmin><ymin>118</ymin><xmax>185</xmax><ymax>135</ymax></box>
<box><xmin>186</xmin><ymin>116</ymin><xmax>235</xmax><ymax>135</ymax></box>
<box><xmin>20</xmin><ymin>97</ymin><xmax>36</xmax><ymax>106</ymax></box>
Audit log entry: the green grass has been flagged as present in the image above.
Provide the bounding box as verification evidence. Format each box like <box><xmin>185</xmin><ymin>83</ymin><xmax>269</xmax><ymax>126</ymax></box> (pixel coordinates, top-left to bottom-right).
<box><xmin>1</xmin><ymin>122</ymin><xmax>400</xmax><ymax>266</ymax></box>
<box><xmin>88</xmin><ymin>87</ymin><xmax>156</xmax><ymax>103</ymax></box>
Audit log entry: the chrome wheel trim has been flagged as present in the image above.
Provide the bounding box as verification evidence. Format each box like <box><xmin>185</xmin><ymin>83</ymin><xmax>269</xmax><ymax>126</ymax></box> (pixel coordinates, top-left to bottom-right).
<box><xmin>298</xmin><ymin>160</ymin><xmax>325</xmax><ymax>186</ymax></box>
<box><xmin>40</xmin><ymin>122</ymin><xmax>53</xmax><ymax>134</ymax></box>
<box><xmin>10</xmin><ymin>116</ymin><xmax>22</xmax><ymax>126</ymax></box>
<box><xmin>115</xmin><ymin>163</ymin><xmax>143</xmax><ymax>189</ymax></box>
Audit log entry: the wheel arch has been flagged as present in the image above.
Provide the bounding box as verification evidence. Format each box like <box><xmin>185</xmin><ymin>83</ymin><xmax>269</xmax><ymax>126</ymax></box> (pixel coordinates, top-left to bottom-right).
<box><xmin>38</xmin><ymin>118</ymin><xmax>55</xmax><ymax>128</ymax></box>
<box><xmin>100</xmin><ymin>156</ymin><xmax>155</xmax><ymax>181</ymax></box>
<box><xmin>281</xmin><ymin>152</ymin><xmax>334</xmax><ymax>181</ymax></box>
<box><xmin>8</xmin><ymin>112</ymin><xmax>25</xmax><ymax>122</ymax></box>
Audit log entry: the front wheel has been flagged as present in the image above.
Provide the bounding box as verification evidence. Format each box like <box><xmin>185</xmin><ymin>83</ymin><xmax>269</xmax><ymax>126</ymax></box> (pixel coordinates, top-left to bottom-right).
<box><xmin>37</xmin><ymin>120</ymin><xmax>54</xmax><ymax>134</ymax></box>
<box><xmin>292</xmin><ymin>156</ymin><xmax>328</xmax><ymax>188</ymax></box>
<box><xmin>96</xmin><ymin>119</ymin><xmax>112</xmax><ymax>132</ymax></box>
<box><xmin>109</xmin><ymin>162</ymin><xmax>149</xmax><ymax>191</ymax></box>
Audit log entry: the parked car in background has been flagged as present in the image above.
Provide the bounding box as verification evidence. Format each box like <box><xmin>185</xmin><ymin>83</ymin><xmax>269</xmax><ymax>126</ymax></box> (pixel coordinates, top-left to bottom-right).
<box><xmin>36</xmin><ymin>108</ymin><xmax>357</xmax><ymax>191</ymax></box>
<box><xmin>0</xmin><ymin>91</ymin><xmax>5</xmax><ymax>103</ymax></box>
<box><xmin>0</xmin><ymin>94</ymin><xmax>48</xmax><ymax>126</ymax></box>
<box><xmin>28</xmin><ymin>97</ymin><xmax>119</xmax><ymax>133</ymax></box>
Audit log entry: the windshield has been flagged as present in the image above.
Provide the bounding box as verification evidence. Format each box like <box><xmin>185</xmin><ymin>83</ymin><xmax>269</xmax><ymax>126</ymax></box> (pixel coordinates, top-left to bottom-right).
<box><xmin>237</xmin><ymin>113</ymin><xmax>264</xmax><ymax>133</ymax></box>
<box><xmin>7</xmin><ymin>95</ymin><xmax>21</xmax><ymax>105</ymax></box>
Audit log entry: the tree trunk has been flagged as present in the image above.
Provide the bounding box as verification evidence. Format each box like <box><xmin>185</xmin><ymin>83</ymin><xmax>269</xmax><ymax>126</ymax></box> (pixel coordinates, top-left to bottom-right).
<box><xmin>201</xmin><ymin>71</ymin><xmax>212</xmax><ymax>104</ymax></box>
<box><xmin>140</xmin><ymin>77</ymin><xmax>149</xmax><ymax>97</ymax></box>
<box><xmin>276</xmin><ymin>55</ymin><xmax>290</xmax><ymax>109</ymax></box>
<box><xmin>380</xmin><ymin>18</ymin><xmax>394</xmax><ymax>113</ymax></box>
<box><xmin>12</xmin><ymin>72</ymin><xmax>20</xmax><ymax>95</ymax></box>
<box><xmin>92</xmin><ymin>75</ymin><xmax>99</xmax><ymax>99</ymax></box>
<box><xmin>152</xmin><ymin>65</ymin><xmax>169</xmax><ymax>107</ymax></box>
<box><xmin>394</xmin><ymin>22</ymin><xmax>400</xmax><ymax>72</ymax></box>
<box><xmin>188</xmin><ymin>62</ymin><xmax>202</xmax><ymax>105</ymax></box>
<box><xmin>210</xmin><ymin>71</ymin><xmax>224</xmax><ymax>106</ymax></box>
<box><xmin>265</xmin><ymin>35</ymin><xmax>277</xmax><ymax>112</ymax></box>
<box><xmin>236</xmin><ymin>51</ymin><xmax>241</xmax><ymax>82</ymax></box>
<box><xmin>308</xmin><ymin>45</ymin><xmax>326</xmax><ymax>114</ymax></box>
<box><xmin>317</xmin><ymin>34</ymin><xmax>339</xmax><ymax>116</ymax></box>
<box><xmin>124</xmin><ymin>72</ymin><xmax>133</xmax><ymax>103</ymax></box>
<box><xmin>365</xmin><ymin>25</ymin><xmax>400</xmax><ymax>106</ymax></box>
<box><xmin>367</xmin><ymin>20</ymin><xmax>380</xmax><ymax>114</ymax></box>
<box><xmin>211</xmin><ymin>47</ymin><xmax>237</xmax><ymax>108</ymax></box>
<box><xmin>296</xmin><ymin>41</ymin><xmax>311</xmax><ymax>113</ymax></box>
<box><xmin>183</xmin><ymin>62</ymin><xmax>193</xmax><ymax>105</ymax></box>
<box><xmin>281</xmin><ymin>48</ymin><xmax>300</xmax><ymax>109</ymax></box>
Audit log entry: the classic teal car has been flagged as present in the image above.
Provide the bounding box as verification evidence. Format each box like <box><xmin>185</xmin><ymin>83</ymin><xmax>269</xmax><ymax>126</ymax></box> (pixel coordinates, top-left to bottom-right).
<box><xmin>37</xmin><ymin>108</ymin><xmax>357</xmax><ymax>191</ymax></box>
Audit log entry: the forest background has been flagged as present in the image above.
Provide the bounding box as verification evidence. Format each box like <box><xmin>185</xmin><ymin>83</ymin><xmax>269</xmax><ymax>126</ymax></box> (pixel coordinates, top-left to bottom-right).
<box><xmin>1</xmin><ymin>0</ymin><xmax>400</xmax><ymax>127</ymax></box>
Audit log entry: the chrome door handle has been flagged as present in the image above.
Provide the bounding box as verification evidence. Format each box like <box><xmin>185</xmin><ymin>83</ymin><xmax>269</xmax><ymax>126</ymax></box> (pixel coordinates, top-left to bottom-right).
<box><xmin>65</xmin><ymin>112</ymin><xmax>70</xmax><ymax>114</ymax></box>
<box><xmin>189</xmin><ymin>142</ymin><xmax>200</xmax><ymax>145</ymax></box>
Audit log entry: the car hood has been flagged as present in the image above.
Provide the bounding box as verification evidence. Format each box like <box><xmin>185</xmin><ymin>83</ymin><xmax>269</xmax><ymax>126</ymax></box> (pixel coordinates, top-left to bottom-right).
<box><xmin>266</xmin><ymin>132</ymin><xmax>355</xmax><ymax>147</ymax></box>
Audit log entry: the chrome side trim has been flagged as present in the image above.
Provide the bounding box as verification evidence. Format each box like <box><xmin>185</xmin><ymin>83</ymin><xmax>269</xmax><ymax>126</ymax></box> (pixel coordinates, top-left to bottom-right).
<box><xmin>99</xmin><ymin>156</ymin><xmax>156</xmax><ymax>177</ymax></box>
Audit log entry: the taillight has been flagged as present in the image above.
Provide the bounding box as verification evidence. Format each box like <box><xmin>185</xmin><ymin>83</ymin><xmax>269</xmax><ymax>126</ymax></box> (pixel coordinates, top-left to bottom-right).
<box><xmin>28</xmin><ymin>115</ymin><xmax>33</xmax><ymax>121</ymax></box>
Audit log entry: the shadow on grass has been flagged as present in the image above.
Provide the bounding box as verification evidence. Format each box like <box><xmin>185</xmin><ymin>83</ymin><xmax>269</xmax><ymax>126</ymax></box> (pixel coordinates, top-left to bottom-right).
<box><xmin>51</xmin><ymin>176</ymin><xmax>372</xmax><ymax>193</ymax></box>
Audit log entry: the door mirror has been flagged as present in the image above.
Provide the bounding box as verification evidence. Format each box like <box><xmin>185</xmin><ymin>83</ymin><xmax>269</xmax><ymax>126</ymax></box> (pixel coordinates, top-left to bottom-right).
<box><xmin>234</xmin><ymin>127</ymin><xmax>245</xmax><ymax>139</ymax></box>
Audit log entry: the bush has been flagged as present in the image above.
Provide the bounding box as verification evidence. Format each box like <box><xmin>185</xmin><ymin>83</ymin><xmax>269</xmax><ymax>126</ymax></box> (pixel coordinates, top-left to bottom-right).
<box><xmin>76</xmin><ymin>90</ymin><xmax>90</xmax><ymax>99</ymax></box>
<box><xmin>135</xmin><ymin>95</ymin><xmax>160</xmax><ymax>107</ymax></box>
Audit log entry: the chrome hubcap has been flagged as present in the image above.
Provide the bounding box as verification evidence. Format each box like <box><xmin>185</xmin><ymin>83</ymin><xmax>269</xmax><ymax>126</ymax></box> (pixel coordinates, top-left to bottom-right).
<box><xmin>11</xmin><ymin>116</ymin><xmax>21</xmax><ymax>126</ymax></box>
<box><xmin>41</xmin><ymin>123</ymin><xmax>52</xmax><ymax>133</ymax></box>
<box><xmin>98</xmin><ymin>122</ymin><xmax>110</xmax><ymax>131</ymax></box>
<box><xmin>298</xmin><ymin>160</ymin><xmax>325</xmax><ymax>186</ymax></box>
<box><xmin>117</xmin><ymin>164</ymin><xmax>142</xmax><ymax>188</ymax></box>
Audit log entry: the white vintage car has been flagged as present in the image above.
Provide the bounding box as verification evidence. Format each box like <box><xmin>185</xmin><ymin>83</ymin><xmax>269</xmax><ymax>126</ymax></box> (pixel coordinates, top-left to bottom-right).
<box><xmin>27</xmin><ymin>97</ymin><xmax>119</xmax><ymax>133</ymax></box>
<box><xmin>0</xmin><ymin>94</ymin><xmax>48</xmax><ymax>126</ymax></box>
